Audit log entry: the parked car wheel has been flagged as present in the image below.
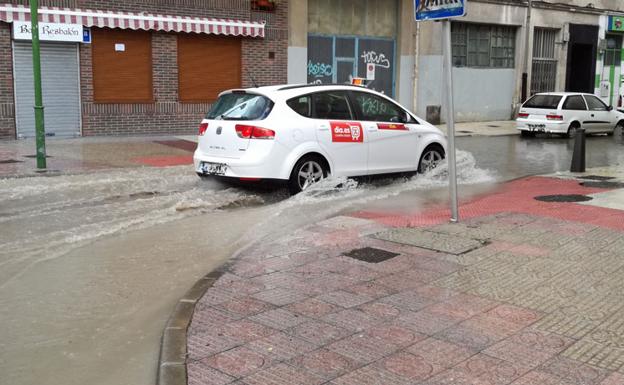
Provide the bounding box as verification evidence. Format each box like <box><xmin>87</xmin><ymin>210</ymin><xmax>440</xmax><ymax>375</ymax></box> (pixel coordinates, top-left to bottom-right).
<box><xmin>288</xmin><ymin>155</ymin><xmax>328</xmax><ymax>195</ymax></box>
<box><xmin>567</xmin><ymin>122</ymin><xmax>581</xmax><ymax>138</ymax></box>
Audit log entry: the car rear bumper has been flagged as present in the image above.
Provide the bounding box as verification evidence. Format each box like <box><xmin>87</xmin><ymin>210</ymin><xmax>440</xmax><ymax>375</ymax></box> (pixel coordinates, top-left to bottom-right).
<box><xmin>193</xmin><ymin>149</ymin><xmax>288</xmax><ymax>181</ymax></box>
<box><xmin>516</xmin><ymin>120</ymin><xmax>567</xmax><ymax>134</ymax></box>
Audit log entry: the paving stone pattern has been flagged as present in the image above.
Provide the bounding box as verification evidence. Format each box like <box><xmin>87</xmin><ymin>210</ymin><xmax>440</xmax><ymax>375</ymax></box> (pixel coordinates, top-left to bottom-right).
<box><xmin>187</xmin><ymin>213</ymin><xmax>624</xmax><ymax>385</ymax></box>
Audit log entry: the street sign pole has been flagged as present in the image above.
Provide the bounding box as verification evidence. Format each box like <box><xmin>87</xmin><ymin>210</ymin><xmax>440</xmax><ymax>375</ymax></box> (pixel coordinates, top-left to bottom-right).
<box><xmin>442</xmin><ymin>19</ymin><xmax>459</xmax><ymax>222</ymax></box>
<box><xmin>30</xmin><ymin>0</ymin><xmax>47</xmax><ymax>169</ymax></box>
<box><xmin>415</xmin><ymin>0</ymin><xmax>464</xmax><ymax>223</ymax></box>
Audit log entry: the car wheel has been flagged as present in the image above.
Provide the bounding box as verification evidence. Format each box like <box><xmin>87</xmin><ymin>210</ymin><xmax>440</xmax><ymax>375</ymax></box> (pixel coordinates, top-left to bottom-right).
<box><xmin>288</xmin><ymin>155</ymin><xmax>328</xmax><ymax>195</ymax></box>
<box><xmin>520</xmin><ymin>130</ymin><xmax>535</xmax><ymax>138</ymax></box>
<box><xmin>567</xmin><ymin>122</ymin><xmax>581</xmax><ymax>138</ymax></box>
<box><xmin>418</xmin><ymin>144</ymin><xmax>445</xmax><ymax>174</ymax></box>
<box><xmin>612</xmin><ymin>122</ymin><xmax>624</xmax><ymax>137</ymax></box>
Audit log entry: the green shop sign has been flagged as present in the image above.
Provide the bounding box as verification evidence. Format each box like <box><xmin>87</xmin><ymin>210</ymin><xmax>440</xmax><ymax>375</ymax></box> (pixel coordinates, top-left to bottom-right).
<box><xmin>609</xmin><ymin>16</ymin><xmax>624</xmax><ymax>32</ymax></box>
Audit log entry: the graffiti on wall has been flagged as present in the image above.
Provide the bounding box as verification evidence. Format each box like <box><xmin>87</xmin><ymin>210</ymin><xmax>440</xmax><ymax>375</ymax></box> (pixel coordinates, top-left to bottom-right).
<box><xmin>360</xmin><ymin>50</ymin><xmax>391</xmax><ymax>69</ymax></box>
<box><xmin>308</xmin><ymin>61</ymin><xmax>333</xmax><ymax>78</ymax></box>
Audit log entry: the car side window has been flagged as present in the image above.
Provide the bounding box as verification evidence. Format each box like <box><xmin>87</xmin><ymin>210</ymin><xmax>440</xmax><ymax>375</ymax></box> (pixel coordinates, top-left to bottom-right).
<box><xmin>286</xmin><ymin>95</ymin><xmax>312</xmax><ymax>118</ymax></box>
<box><xmin>352</xmin><ymin>92</ymin><xmax>407</xmax><ymax>123</ymax></box>
<box><xmin>311</xmin><ymin>91</ymin><xmax>354</xmax><ymax>120</ymax></box>
<box><xmin>562</xmin><ymin>95</ymin><xmax>587</xmax><ymax>111</ymax></box>
<box><xmin>584</xmin><ymin>95</ymin><xmax>608</xmax><ymax>111</ymax></box>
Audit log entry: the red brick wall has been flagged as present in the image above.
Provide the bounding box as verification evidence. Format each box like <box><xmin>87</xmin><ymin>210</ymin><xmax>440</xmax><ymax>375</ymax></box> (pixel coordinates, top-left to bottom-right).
<box><xmin>6</xmin><ymin>0</ymin><xmax>288</xmax><ymax>138</ymax></box>
<box><xmin>0</xmin><ymin>23</ymin><xmax>16</xmax><ymax>139</ymax></box>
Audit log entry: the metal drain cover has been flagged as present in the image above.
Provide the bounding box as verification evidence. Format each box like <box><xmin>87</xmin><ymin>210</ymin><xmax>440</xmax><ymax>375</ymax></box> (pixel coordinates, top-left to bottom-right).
<box><xmin>458</xmin><ymin>130</ymin><xmax>473</xmax><ymax>134</ymax></box>
<box><xmin>577</xmin><ymin>175</ymin><xmax>615</xmax><ymax>181</ymax></box>
<box><xmin>344</xmin><ymin>247</ymin><xmax>399</xmax><ymax>263</ymax></box>
<box><xmin>0</xmin><ymin>159</ymin><xmax>22</xmax><ymax>164</ymax></box>
<box><xmin>534</xmin><ymin>194</ymin><xmax>593</xmax><ymax>203</ymax></box>
<box><xmin>580</xmin><ymin>181</ymin><xmax>624</xmax><ymax>189</ymax></box>
<box><xmin>487</xmin><ymin>125</ymin><xmax>500</xmax><ymax>128</ymax></box>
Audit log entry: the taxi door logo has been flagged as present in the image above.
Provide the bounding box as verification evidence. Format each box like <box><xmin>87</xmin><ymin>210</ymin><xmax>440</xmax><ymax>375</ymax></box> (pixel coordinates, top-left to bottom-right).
<box><xmin>330</xmin><ymin>121</ymin><xmax>364</xmax><ymax>143</ymax></box>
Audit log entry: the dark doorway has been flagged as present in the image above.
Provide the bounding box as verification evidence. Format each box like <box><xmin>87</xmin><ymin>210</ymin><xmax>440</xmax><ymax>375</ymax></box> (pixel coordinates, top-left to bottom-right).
<box><xmin>565</xmin><ymin>24</ymin><xmax>598</xmax><ymax>93</ymax></box>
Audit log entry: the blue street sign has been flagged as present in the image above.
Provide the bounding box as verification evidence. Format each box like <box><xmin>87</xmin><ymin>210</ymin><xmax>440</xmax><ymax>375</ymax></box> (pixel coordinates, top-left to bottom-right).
<box><xmin>83</xmin><ymin>28</ymin><xmax>91</xmax><ymax>44</ymax></box>
<box><xmin>415</xmin><ymin>0</ymin><xmax>466</xmax><ymax>21</ymax></box>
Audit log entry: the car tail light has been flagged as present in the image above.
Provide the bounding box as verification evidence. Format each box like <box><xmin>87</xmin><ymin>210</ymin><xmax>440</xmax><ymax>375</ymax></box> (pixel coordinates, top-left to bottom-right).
<box><xmin>198</xmin><ymin>122</ymin><xmax>209</xmax><ymax>136</ymax></box>
<box><xmin>518</xmin><ymin>113</ymin><xmax>529</xmax><ymax>118</ymax></box>
<box><xmin>235</xmin><ymin>125</ymin><xmax>275</xmax><ymax>139</ymax></box>
<box><xmin>546</xmin><ymin>114</ymin><xmax>563</xmax><ymax>121</ymax></box>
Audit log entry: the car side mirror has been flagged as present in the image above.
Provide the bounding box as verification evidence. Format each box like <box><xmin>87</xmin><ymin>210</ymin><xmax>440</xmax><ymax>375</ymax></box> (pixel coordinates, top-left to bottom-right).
<box><xmin>608</xmin><ymin>105</ymin><xmax>614</xmax><ymax>111</ymax></box>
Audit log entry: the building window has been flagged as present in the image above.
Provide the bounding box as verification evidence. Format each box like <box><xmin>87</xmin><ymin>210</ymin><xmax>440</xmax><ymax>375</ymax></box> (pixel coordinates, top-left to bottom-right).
<box><xmin>452</xmin><ymin>23</ymin><xmax>516</xmax><ymax>68</ymax></box>
<box><xmin>531</xmin><ymin>28</ymin><xmax>558</xmax><ymax>94</ymax></box>
<box><xmin>177</xmin><ymin>34</ymin><xmax>241</xmax><ymax>103</ymax></box>
<box><xmin>92</xmin><ymin>28</ymin><xmax>153</xmax><ymax>103</ymax></box>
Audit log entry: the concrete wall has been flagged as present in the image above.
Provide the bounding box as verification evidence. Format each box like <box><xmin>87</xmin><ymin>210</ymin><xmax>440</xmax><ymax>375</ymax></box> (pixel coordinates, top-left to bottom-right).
<box><xmin>288</xmin><ymin>0</ymin><xmax>307</xmax><ymax>84</ymax></box>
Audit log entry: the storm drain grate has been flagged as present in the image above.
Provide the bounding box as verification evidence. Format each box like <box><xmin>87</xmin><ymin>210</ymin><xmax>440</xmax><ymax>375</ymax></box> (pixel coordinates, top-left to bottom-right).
<box><xmin>0</xmin><ymin>159</ymin><xmax>22</xmax><ymax>164</ymax></box>
<box><xmin>487</xmin><ymin>125</ymin><xmax>501</xmax><ymax>128</ymax></box>
<box><xmin>577</xmin><ymin>175</ymin><xmax>615</xmax><ymax>181</ymax></box>
<box><xmin>534</xmin><ymin>194</ymin><xmax>593</xmax><ymax>203</ymax></box>
<box><xmin>580</xmin><ymin>181</ymin><xmax>624</xmax><ymax>189</ymax></box>
<box><xmin>343</xmin><ymin>247</ymin><xmax>399</xmax><ymax>263</ymax></box>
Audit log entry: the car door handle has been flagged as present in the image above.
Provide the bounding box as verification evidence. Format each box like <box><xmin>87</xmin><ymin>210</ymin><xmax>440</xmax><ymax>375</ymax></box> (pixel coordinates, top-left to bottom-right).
<box><xmin>591</xmin><ymin>114</ymin><xmax>595</xmax><ymax>117</ymax></box>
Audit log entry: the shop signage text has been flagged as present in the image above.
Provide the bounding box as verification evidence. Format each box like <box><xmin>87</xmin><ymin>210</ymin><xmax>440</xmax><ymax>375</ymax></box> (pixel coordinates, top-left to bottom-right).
<box><xmin>13</xmin><ymin>21</ymin><xmax>84</xmax><ymax>42</ymax></box>
<box><xmin>609</xmin><ymin>16</ymin><xmax>624</xmax><ymax>32</ymax></box>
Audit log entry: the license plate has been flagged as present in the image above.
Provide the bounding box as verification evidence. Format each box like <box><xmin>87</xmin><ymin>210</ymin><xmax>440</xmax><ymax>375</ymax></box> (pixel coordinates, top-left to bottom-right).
<box><xmin>200</xmin><ymin>162</ymin><xmax>227</xmax><ymax>176</ymax></box>
<box><xmin>527</xmin><ymin>124</ymin><xmax>546</xmax><ymax>131</ymax></box>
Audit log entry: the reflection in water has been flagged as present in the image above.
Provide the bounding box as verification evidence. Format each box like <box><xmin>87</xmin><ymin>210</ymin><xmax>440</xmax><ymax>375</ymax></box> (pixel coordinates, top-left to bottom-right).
<box><xmin>457</xmin><ymin>134</ymin><xmax>624</xmax><ymax>180</ymax></box>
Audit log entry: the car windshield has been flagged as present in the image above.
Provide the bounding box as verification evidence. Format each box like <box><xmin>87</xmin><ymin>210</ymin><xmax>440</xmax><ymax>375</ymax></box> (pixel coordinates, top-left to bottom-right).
<box><xmin>523</xmin><ymin>95</ymin><xmax>563</xmax><ymax>109</ymax></box>
<box><xmin>206</xmin><ymin>93</ymin><xmax>274</xmax><ymax>120</ymax></box>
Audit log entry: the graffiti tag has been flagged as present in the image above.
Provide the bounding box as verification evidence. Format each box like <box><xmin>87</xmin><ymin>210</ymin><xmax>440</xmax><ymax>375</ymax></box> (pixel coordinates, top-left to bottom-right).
<box><xmin>360</xmin><ymin>51</ymin><xmax>391</xmax><ymax>69</ymax></box>
<box><xmin>308</xmin><ymin>60</ymin><xmax>333</xmax><ymax>78</ymax></box>
<box><xmin>359</xmin><ymin>96</ymin><xmax>389</xmax><ymax>118</ymax></box>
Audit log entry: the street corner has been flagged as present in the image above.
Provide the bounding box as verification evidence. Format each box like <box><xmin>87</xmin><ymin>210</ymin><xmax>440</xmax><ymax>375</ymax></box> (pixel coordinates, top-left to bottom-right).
<box><xmin>184</xmin><ymin>173</ymin><xmax>624</xmax><ymax>385</ymax></box>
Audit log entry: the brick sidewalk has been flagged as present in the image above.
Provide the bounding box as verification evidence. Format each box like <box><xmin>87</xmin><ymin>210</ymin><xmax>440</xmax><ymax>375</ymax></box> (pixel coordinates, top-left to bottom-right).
<box><xmin>185</xmin><ymin>176</ymin><xmax>624</xmax><ymax>385</ymax></box>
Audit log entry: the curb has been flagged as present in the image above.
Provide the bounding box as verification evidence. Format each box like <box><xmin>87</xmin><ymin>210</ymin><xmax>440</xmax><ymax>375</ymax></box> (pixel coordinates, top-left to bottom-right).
<box><xmin>156</xmin><ymin>269</ymin><xmax>225</xmax><ymax>385</ymax></box>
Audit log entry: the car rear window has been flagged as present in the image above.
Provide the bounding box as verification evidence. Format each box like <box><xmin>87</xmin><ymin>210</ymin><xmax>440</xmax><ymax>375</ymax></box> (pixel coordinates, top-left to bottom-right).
<box><xmin>206</xmin><ymin>93</ymin><xmax>274</xmax><ymax>120</ymax></box>
<box><xmin>523</xmin><ymin>95</ymin><xmax>562</xmax><ymax>109</ymax></box>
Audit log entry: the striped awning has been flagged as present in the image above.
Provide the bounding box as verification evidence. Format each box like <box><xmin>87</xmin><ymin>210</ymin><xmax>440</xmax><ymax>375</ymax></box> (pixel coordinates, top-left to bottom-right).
<box><xmin>0</xmin><ymin>3</ymin><xmax>265</xmax><ymax>38</ymax></box>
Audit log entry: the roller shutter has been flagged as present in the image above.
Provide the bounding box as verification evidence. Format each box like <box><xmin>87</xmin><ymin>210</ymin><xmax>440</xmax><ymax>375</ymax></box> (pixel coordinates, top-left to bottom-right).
<box><xmin>13</xmin><ymin>42</ymin><xmax>81</xmax><ymax>138</ymax></box>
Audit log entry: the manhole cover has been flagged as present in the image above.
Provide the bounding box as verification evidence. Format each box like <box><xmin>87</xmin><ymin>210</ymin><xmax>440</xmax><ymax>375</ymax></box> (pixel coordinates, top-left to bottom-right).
<box><xmin>580</xmin><ymin>181</ymin><xmax>624</xmax><ymax>189</ymax></box>
<box><xmin>343</xmin><ymin>247</ymin><xmax>399</xmax><ymax>263</ymax></box>
<box><xmin>23</xmin><ymin>155</ymin><xmax>52</xmax><ymax>159</ymax></box>
<box><xmin>0</xmin><ymin>159</ymin><xmax>22</xmax><ymax>164</ymax></box>
<box><xmin>577</xmin><ymin>175</ymin><xmax>615</xmax><ymax>181</ymax></box>
<box><xmin>534</xmin><ymin>194</ymin><xmax>593</xmax><ymax>202</ymax></box>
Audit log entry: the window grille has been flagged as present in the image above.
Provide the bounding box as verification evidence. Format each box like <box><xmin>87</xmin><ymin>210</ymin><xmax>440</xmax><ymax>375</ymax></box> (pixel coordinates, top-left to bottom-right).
<box><xmin>531</xmin><ymin>28</ymin><xmax>558</xmax><ymax>94</ymax></box>
<box><xmin>452</xmin><ymin>22</ymin><xmax>516</xmax><ymax>68</ymax></box>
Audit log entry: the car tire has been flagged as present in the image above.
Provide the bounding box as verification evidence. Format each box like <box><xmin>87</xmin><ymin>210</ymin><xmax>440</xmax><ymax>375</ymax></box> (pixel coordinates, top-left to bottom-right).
<box><xmin>520</xmin><ymin>130</ymin><xmax>535</xmax><ymax>138</ymax></box>
<box><xmin>288</xmin><ymin>155</ymin><xmax>328</xmax><ymax>195</ymax></box>
<box><xmin>612</xmin><ymin>122</ymin><xmax>624</xmax><ymax>137</ymax></box>
<box><xmin>418</xmin><ymin>144</ymin><xmax>445</xmax><ymax>174</ymax></box>
<box><xmin>567</xmin><ymin>122</ymin><xmax>581</xmax><ymax>138</ymax></box>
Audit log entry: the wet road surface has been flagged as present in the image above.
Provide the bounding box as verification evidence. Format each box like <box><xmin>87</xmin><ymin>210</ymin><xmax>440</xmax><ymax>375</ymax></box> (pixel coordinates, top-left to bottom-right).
<box><xmin>0</xmin><ymin>134</ymin><xmax>622</xmax><ymax>385</ymax></box>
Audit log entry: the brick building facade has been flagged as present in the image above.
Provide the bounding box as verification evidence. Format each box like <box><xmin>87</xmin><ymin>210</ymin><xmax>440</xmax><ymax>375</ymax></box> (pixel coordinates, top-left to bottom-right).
<box><xmin>0</xmin><ymin>0</ymin><xmax>288</xmax><ymax>139</ymax></box>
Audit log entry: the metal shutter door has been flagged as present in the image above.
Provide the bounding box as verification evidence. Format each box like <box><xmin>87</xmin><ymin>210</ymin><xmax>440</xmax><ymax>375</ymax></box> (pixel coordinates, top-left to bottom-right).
<box><xmin>13</xmin><ymin>42</ymin><xmax>81</xmax><ymax>138</ymax></box>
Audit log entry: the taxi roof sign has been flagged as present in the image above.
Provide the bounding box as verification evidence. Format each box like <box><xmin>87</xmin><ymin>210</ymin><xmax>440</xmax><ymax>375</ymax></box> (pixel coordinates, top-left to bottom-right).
<box><xmin>415</xmin><ymin>0</ymin><xmax>466</xmax><ymax>21</ymax></box>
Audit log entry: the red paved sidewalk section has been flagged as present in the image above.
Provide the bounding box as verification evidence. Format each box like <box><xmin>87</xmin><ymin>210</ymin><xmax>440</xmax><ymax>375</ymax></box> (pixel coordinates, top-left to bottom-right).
<box><xmin>185</xmin><ymin>175</ymin><xmax>624</xmax><ymax>385</ymax></box>
<box><xmin>354</xmin><ymin>176</ymin><xmax>624</xmax><ymax>231</ymax></box>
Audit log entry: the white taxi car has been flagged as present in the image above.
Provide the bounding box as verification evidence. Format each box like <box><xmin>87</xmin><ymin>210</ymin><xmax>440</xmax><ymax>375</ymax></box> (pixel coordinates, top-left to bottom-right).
<box><xmin>193</xmin><ymin>84</ymin><xmax>447</xmax><ymax>194</ymax></box>
<box><xmin>517</xmin><ymin>92</ymin><xmax>624</xmax><ymax>138</ymax></box>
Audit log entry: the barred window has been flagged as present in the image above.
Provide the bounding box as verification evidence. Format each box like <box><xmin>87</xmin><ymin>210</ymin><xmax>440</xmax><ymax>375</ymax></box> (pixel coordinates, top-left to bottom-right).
<box><xmin>452</xmin><ymin>23</ymin><xmax>516</xmax><ymax>68</ymax></box>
